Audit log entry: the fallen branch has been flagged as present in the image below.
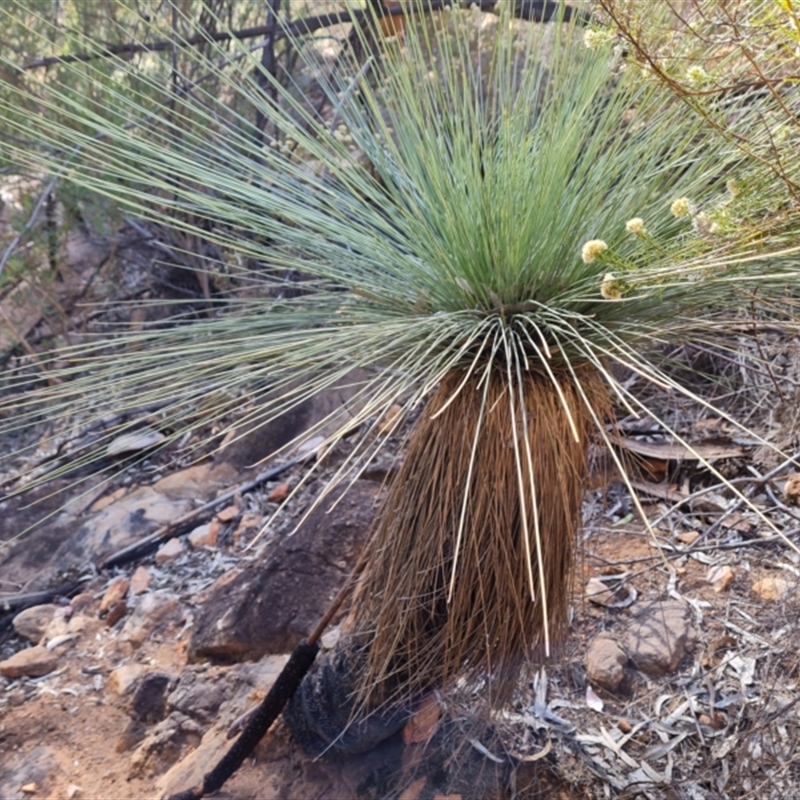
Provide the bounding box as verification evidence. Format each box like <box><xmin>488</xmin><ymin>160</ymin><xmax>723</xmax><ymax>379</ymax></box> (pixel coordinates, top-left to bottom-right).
<box><xmin>0</xmin><ymin>579</ymin><xmax>87</xmax><ymax>614</ymax></box>
<box><xmin>99</xmin><ymin>456</ymin><xmax>306</xmax><ymax>569</ymax></box>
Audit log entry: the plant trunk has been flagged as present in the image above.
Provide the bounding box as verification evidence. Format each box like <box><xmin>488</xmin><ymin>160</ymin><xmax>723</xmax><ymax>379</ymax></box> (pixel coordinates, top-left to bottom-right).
<box><xmin>349</xmin><ymin>366</ymin><xmax>609</xmax><ymax>709</ymax></box>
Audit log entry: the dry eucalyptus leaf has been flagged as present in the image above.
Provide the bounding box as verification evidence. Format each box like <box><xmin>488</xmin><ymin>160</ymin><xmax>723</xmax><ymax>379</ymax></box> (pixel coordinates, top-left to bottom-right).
<box><xmin>586</xmin><ymin>685</ymin><xmax>605</xmax><ymax>712</ymax></box>
<box><xmin>106</xmin><ymin>428</ymin><xmax>165</xmax><ymax>456</ymax></box>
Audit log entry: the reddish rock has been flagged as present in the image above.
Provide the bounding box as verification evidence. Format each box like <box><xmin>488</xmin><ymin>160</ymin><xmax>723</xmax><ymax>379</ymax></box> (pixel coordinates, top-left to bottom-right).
<box><xmin>706</xmin><ymin>565</ymin><xmax>735</xmax><ymax>592</ymax></box>
<box><xmin>187</xmin><ymin>520</ymin><xmax>220</xmax><ymax>550</ymax></box>
<box><xmin>108</xmin><ymin>664</ymin><xmax>149</xmax><ymax>697</ymax></box>
<box><xmin>267</xmin><ymin>482</ymin><xmax>290</xmax><ymax>503</ymax></box>
<box><xmin>12</xmin><ymin>604</ymin><xmax>59</xmax><ymax>643</ymax></box>
<box><xmin>215</xmin><ymin>504</ymin><xmax>239</xmax><ymax>522</ymax></box>
<box><xmin>105</xmin><ymin>600</ymin><xmax>128</xmax><ymax>628</ymax></box>
<box><xmin>129</xmin><ymin>566</ymin><xmax>151</xmax><ymax>596</ymax></box>
<box><xmin>586</xmin><ymin>634</ymin><xmax>628</xmax><ymax>692</ymax></box>
<box><xmin>0</xmin><ymin>645</ymin><xmax>60</xmax><ymax>678</ymax></box>
<box><xmin>155</xmin><ymin>537</ymin><xmax>185</xmax><ymax>565</ymax></box>
<box><xmin>100</xmin><ymin>576</ymin><xmax>130</xmax><ymax>614</ymax></box>
<box><xmin>152</xmin><ymin>463</ymin><xmax>237</xmax><ymax>502</ymax></box>
<box><xmin>70</xmin><ymin>592</ymin><xmax>95</xmax><ymax>613</ymax></box>
<box><xmin>624</xmin><ymin>601</ymin><xmax>697</xmax><ymax>675</ymax></box>
<box><xmin>752</xmin><ymin>576</ymin><xmax>790</xmax><ymax>601</ymax></box>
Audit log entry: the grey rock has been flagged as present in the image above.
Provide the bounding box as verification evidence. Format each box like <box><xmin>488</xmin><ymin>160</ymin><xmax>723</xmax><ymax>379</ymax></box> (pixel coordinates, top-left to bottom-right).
<box><xmin>120</xmin><ymin>591</ymin><xmax>182</xmax><ymax>648</ymax></box>
<box><xmin>128</xmin><ymin>711</ymin><xmax>201</xmax><ymax>779</ymax></box>
<box><xmin>188</xmin><ymin>481</ymin><xmax>381</xmax><ymax>663</ymax></box>
<box><xmin>217</xmin><ymin>371</ymin><xmax>371</xmax><ymax>469</ymax></box>
<box><xmin>586</xmin><ymin>634</ymin><xmax>628</xmax><ymax>692</ymax></box>
<box><xmin>128</xmin><ymin>672</ymin><xmax>174</xmax><ymax>723</ymax></box>
<box><xmin>624</xmin><ymin>600</ymin><xmax>697</xmax><ymax>675</ymax></box>
<box><xmin>167</xmin><ymin>669</ymin><xmax>226</xmax><ymax>725</ymax></box>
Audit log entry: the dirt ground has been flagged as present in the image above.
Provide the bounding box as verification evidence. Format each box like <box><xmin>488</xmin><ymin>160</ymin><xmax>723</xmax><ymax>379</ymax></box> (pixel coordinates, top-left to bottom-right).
<box><xmin>3</xmin><ymin>227</ymin><xmax>800</xmax><ymax>800</ymax></box>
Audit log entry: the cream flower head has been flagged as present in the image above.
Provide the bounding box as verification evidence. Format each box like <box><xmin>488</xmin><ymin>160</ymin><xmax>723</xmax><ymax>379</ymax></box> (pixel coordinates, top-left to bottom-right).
<box><xmin>670</xmin><ymin>197</ymin><xmax>694</xmax><ymax>218</ymax></box>
<box><xmin>581</xmin><ymin>239</ymin><xmax>608</xmax><ymax>264</ymax></box>
<box><xmin>583</xmin><ymin>29</ymin><xmax>613</xmax><ymax>49</ymax></box>
<box><xmin>625</xmin><ymin>217</ymin><xmax>646</xmax><ymax>235</ymax></box>
<box><xmin>600</xmin><ymin>273</ymin><xmax>622</xmax><ymax>300</ymax></box>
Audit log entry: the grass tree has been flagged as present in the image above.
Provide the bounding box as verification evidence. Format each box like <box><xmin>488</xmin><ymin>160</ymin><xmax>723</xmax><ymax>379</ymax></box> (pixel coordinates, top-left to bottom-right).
<box><xmin>2</xmin><ymin>0</ymin><xmax>800</xmax><ymax>723</ymax></box>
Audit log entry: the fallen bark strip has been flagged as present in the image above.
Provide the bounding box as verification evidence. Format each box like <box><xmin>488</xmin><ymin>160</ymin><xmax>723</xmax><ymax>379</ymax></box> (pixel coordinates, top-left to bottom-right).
<box><xmin>99</xmin><ymin>456</ymin><xmax>305</xmax><ymax>570</ymax></box>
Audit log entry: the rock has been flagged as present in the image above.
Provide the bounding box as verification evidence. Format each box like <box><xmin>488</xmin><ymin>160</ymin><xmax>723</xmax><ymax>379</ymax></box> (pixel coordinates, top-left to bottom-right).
<box><xmin>232</xmin><ymin>513</ymin><xmax>262</xmax><ymax>545</ymax></box>
<box><xmin>12</xmin><ymin>604</ymin><xmax>59</xmax><ymax>643</ymax></box>
<box><xmin>216</xmin><ymin>504</ymin><xmax>239</xmax><ymax>522</ymax></box>
<box><xmin>105</xmin><ymin>600</ymin><xmax>128</xmax><ymax>628</ymax></box>
<box><xmin>90</xmin><ymin>487</ymin><xmax>128</xmax><ymax>512</ymax></box>
<box><xmin>284</xmin><ymin>644</ymin><xmax>409</xmax><ymax>757</ymax></box>
<box><xmin>267</xmin><ymin>482</ymin><xmax>290</xmax><ymax>502</ymax></box>
<box><xmin>116</xmin><ymin>720</ymin><xmax>147</xmax><ymax>753</ymax></box>
<box><xmin>188</xmin><ymin>482</ymin><xmax>381</xmax><ymax>662</ymax></box>
<box><xmin>155</xmin><ymin>537</ymin><xmax>185</xmax><ymax>565</ymax></box>
<box><xmin>706</xmin><ymin>565</ymin><xmax>735</xmax><ymax>592</ymax></box>
<box><xmin>108</xmin><ymin>664</ymin><xmax>149</xmax><ymax>697</ymax></box>
<box><xmin>120</xmin><ymin>591</ymin><xmax>182</xmax><ymax>648</ymax></box>
<box><xmin>752</xmin><ymin>576</ymin><xmax>790</xmax><ymax>601</ymax></box>
<box><xmin>70</xmin><ymin>486</ymin><xmax>193</xmax><ymax>564</ymax></box>
<box><xmin>128</xmin><ymin>711</ymin><xmax>201</xmax><ymax>779</ymax></box>
<box><xmin>167</xmin><ymin>668</ymin><xmax>226</xmax><ymax>725</ymax></box>
<box><xmin>155</xmin><ymin>656</ymin><xmax>291</xmax><ymax>796</ymax></box>
<box><xmin>585</xmin><ymin>578</ymin><xmax>615</xmax><ymax>607</ymax></box>
<box><xmin>100</xmin><ymin>576</ymin><xmax>130</xmax><ymax>613</ymax></box>
<box><xmin>623</xmin><ymin>601</ymin><xmax>697</xmax><ymax>675</ymax></box>
<box><xmin>67</xmin><ymin>614</ymin><xmax>91</xmax><ymax>635</ymax></box>
<box><xmin>216</xmin><ymin>373</ymin><xmax>370</xmax><ymax>469</ymax></box>
<box><xmin>129</xmin><ymin>566</ymin><xmax>151</xmax><ymax>596</ymax></box>
<box><xmin>70</xmin><ymin>593</ymin><xmax>95</xmax><ymax>613</ymax></box>
<box><xmin>42</xmin><ymin>615</ymin><xmax>70</xmax><ymax>642</ymax></box>
<box><xmin>128</xmin><ymin>672</ymin><xmax>174</xmax><ymax>723</ymax></box>
<box><xmin>152</xmin><ymin>462</ymin><xmax>237</xmax><ymax>502</ymax></box>
<box><xmin>0</xmin><ymin>646</ymin><xmax>60</xmax><ymax>678</ymax></box>
<box><xmin>586</xmin><ymin>634</ymin><xmax>628</xmax><ymax>692</ymax></box>
<box><xmin>187</xmin><ymin>521</ymin><xmax>220</xmax><ymax>550</ymax></box>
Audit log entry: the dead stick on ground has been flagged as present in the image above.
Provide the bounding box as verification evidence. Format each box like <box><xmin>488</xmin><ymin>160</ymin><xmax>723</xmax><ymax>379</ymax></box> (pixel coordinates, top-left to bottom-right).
<box><xmin>100</xmin><ymin>456</ymin><xmax>305</xmax><ymax>569</ymax></box>
<box><xmin>165</xmin><ymin>543</ymin><xmax>372</xmax><ymax>800</ymax></box>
